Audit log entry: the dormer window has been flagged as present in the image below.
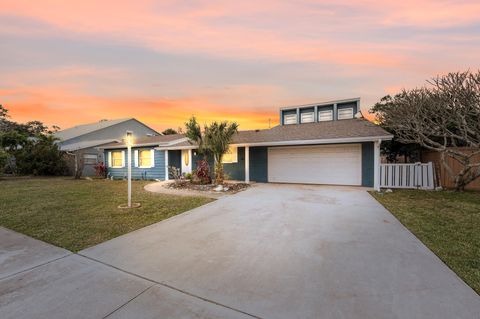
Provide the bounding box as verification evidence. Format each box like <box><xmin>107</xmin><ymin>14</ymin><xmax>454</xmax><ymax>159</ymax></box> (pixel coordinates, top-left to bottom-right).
<box><xmin>300</xmin><ymin>112</ymin><xmax>314</xmax><ymax>123</ymax></box>
<box><xmin>283</xmin><ymin>113</ymin><xmax>297</xmax><ymax>125</ymax></box>
<box><xmin>318</xmin><ymin>110</ymin><xmax>333</xmax><ymax>121</ymax></box>
<box><xmin>338</xmin><ymin>108</ymin><xmax>353</xmax><ymax>120</ymax></box>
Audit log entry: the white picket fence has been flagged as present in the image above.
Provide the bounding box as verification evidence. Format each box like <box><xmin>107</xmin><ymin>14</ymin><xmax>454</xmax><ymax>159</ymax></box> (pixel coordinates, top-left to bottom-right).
<box><xmin>379</xmin><ymin>162</ymin><xmax>435</xmax><ymax>190</ymax></box>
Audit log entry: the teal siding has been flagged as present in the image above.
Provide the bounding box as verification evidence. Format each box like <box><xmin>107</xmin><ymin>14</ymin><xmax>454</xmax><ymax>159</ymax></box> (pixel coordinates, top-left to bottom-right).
<box><xmin>249</xmin><ymin>146</ymin><xmax>268</xmax><ymax>182</ymax></box>
<box><xmin>361</xmin><ymin>142</ymin><xmax>374</xmax><ymax>187</ymax></box>
<box><xmin>192</xmin><ymin>151</ymin><xmax>215</xmax><ymax>178</ymax></box>
<box><xmin>223</xmin><ymin>147</ymin><xmax>245</xmax><ymax>181</ymax></box>
<box><xmin>105</xmin><ymin>148</ymin><xmax>166</xmax><ymax>180</ymax></box>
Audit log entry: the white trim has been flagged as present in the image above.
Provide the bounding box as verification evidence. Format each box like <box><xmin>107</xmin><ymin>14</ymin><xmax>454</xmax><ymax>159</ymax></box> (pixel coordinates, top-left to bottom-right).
<box><xmin>150</xmin><ymin>149</ymin><xmax>155</xmax><ymax>168</ymax></box>
<box><xmin>101</xmin><ymin>137</ymin><xmax>189</xmax><ymax>150</ymax></box>
<box><xmin>134</xmin><ymin>150</ymin><xmax>139</xmax><ymax>167</ymax></box>
<box><xmin>121</xmin><ymin>150</ymin><xmax>126</xmax><ymax>168</ymax></box>
<box><xmin>155</xmin><ymin>145</ymin><xmax>197</xmax><ymax>151</ymax></box>
<box><xmin>279</xmin><ymin>97</ymin><xmax>360</xmax><ymax>111</ymax></box>
<box><xmin>165</xmin><ymin>151</ymin><xmax>169</xmax><ymax>181</ymax></box>
<box><xmin>108</xmin><ymin>151</ymin><xmax>112</xmax><ymax>167</ymax></box>
<box><xmin>374</xmin><ymin>140</ymin><xmax>381</xmax><ymax>191</ymax></box>
<box><xmin>232</xmin><ymin>135</ymin><xmax>393</xmax><ymax>148</ymax></box>
<box><xmin>245</xmin><ymin>146</ymin><xmax>250</xmax><ymax>183</ymax></box>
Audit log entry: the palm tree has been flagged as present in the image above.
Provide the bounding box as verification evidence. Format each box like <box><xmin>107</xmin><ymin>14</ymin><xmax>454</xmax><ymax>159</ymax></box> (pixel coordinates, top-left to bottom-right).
<box><xmin>185</xmin><ymin>116</ymin><xmax>238</xmax><ymax>184</ymax></box>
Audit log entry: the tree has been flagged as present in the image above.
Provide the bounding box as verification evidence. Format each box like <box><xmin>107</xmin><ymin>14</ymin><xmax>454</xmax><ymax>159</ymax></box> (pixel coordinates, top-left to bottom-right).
<box><xmin>371</xmin><ymin>71</ymin><xmax>480</xmax><ymax>191</ymax></box>
<box><xmin>67</xmin><ymin>149</ymin><xmax>86</xmax><ymax>179</ymax></box>
<box><xmin>0</xmin><ymin>105</ymin><xmax>67</xmax><ymax>176</ymax></box>
<box><xmin>185</xmin><ymin>116</ymin><xmax>239</xmax><ymax>184</ymax></box>
<box><xmin>14</xmin><ymin>135</ymin><xmax>68</xmax><ymax>176</ymax></box>
<box><xmin>162</xmin><ymin>128</ymin><xmax>178</xmax><ymax>135</ymax></box>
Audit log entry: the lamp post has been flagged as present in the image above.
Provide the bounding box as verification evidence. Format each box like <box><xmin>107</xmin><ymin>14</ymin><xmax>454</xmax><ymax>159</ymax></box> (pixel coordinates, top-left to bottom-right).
<box><xmin>126</xmin><ymin>131</ymin><xmax>133</xmax><ymax>207</ymax></box>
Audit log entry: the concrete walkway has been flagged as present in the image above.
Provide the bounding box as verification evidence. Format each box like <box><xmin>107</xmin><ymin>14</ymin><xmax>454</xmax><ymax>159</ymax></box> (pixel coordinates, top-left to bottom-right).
<box><xmin>1</xmin><ymin>184</ymin><xmax>479</xmax><ymax>318</ymax></box>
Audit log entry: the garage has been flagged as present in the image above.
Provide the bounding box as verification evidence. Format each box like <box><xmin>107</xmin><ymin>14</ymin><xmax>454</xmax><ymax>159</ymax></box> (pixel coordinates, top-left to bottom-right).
<box><xmin>267</xmin><ymin>144</ymin><xmax>362</xmax><ymax>185</ymax></box>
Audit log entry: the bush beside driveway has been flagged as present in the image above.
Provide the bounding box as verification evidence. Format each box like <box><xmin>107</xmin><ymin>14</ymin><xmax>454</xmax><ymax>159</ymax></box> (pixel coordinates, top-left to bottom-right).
<box><xmin>371</xmin><ymin>189</ymin><xmax>480</xmax><ymax>294</ymax></box>
<box><xmin>0</xmin><ymin>177</ymin><xmax>213</xmax><ymax>252</ymax></box>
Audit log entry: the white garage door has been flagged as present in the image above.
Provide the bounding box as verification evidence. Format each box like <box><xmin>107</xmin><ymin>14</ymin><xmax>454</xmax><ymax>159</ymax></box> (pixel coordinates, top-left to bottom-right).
<box><xmin>268</xmin><ymin>144</ymin><xmax>362</xmax><ymax>185</ymax></box>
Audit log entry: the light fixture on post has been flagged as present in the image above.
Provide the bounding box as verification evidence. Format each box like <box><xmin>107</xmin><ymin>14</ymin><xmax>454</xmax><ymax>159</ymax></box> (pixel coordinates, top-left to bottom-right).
<box><xmin>126</xmin><ymin>130</ymin><xmax>133</xmax><ymax>207</ymax></box>
<box><xmin>118</xmin><ymin>131</ymin><xmax>141</xmax><ymax>209</ymax></box>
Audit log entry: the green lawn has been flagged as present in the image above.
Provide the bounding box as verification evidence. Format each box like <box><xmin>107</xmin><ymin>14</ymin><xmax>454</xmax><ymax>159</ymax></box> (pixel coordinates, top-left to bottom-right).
<box><xmin>0</xmin><ymin>177</ymin><xmax>213</xmax><ymax>252</ymax></box>
<box><xmin>371</xmin><ymin>189</ymin><xmax>480</xmax><ymax>294</ymax></box>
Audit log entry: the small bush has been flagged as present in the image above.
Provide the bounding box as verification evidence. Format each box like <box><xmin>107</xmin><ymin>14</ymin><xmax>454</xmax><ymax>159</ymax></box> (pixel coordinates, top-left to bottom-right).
<box><xmin>195</xmin><ymin>159</ymin><xmax>211</xmax><ymax>184</ymax></box>
<box><xmin>94</xmin><ymin>162</ymin><xmax>106</xmax><ymax>177</ymax></box>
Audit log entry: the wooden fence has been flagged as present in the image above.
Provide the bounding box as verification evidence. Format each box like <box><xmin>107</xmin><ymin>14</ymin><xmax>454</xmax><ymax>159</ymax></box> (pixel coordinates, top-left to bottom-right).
<box><xmin>422</xmin><ymin>148</ymin><xmax>480</xmax><ymax>191</ymax></box>
<box><xmin>380</xmin><ymin>162</ymin><xmax>435</xmax><ymax>190</ymax></box>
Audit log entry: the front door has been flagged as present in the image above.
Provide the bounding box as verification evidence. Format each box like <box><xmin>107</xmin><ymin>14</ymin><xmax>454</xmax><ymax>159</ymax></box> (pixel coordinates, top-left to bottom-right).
<box><xmin>181</xmin><ymin>149</ymin><xmax>192</xmax><ymax>174</ymax></box>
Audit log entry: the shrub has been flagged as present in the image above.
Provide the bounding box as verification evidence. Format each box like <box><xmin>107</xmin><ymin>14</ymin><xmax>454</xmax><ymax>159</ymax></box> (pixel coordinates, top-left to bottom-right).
<box><xmin>195</xmin><ymin>159</ymin><xmax>211</xmax><ymax>184</ymax></box>
<box><xmin>94</xmin><ymin>161</ymin><xmax>106</xmax><ymax>177</ymax></box>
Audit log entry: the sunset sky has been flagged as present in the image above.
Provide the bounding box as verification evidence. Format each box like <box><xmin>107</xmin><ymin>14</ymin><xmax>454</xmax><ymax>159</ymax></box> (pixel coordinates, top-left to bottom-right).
<box><xmin>1</xmin><ymin>1</ymin><xmax>479</xmax><ymax>132</ymax></box>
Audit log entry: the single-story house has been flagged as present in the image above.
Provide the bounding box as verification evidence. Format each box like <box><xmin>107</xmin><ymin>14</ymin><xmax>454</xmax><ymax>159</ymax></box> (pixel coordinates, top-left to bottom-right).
<box><xmin>101</xmin><ymin>98</ymin><xmax>393</xmax><ymax>190</ymax></box>
<box><xmin>55</xmin><ymin>118</ymin><xmax>159</xmax><ymax>176</ymax></box>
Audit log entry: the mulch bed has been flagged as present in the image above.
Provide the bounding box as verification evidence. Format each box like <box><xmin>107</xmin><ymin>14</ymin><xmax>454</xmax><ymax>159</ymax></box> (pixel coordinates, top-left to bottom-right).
<box><xmin>165</xmin><ymin>180</ymin><xmax>250</xmax><ymax>193</ymax></box>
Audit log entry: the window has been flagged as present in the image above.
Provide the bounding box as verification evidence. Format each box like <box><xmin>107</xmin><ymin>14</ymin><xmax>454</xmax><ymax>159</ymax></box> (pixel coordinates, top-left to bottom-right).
<box><xmin>83</xmin><ymin>154</ymin><xmax>97</xmax><ymax>165</ymax></box>
<box><xmin>338</xmin><ymin>108</ymin><xmax>354</xmax><ymax>120</ymax></box>
<box><xmin>111</xmin><ymin>151</ymin><xmax>123</xmax><ymax>167</ymax></box>
<box><xmin>222</xmin><ymin>146</ymin><xmax>238</xmax><ymax>163</ymax></box>
<box><xmin>283</xmin><ymin>113</ymin><xmax>297</xmax><ymax>125</ymax></box>
<box><xmin>318</xmin><ymin>110</ymin><xmax>333</xmax><ymax>121</ymax></box>
<box><xmin>139</xmin><ymin>150</ymin><xmax>152</xmax><ymax>168</ymax></box>
<box><xmin>300</xmin><ymin>112</ymin><xmax>314</xmax><ymax>123</ymax></box>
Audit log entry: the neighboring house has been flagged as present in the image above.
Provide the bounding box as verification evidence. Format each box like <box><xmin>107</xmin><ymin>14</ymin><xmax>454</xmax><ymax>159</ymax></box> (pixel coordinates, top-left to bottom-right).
<box><xmin>102</xmin><ymin>98</ymin><xmax>393</xmax><ymax>190</ymax></box>
<box><xmin>55</xmin><ymin>118</ymin><xmax>159</xmax><ymax>176</ymax></box>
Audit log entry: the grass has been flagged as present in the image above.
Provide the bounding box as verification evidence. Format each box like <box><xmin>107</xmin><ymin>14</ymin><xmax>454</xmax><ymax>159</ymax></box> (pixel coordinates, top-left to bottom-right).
<box><xmin>371</xmin><ymin>189</ymin><xmax>480</xmax><ymax>294</ymax></box>
<box><xmin>0</xmin><ymin>177</ymin><xmax>213</xmax><ymax>252</ymax></box>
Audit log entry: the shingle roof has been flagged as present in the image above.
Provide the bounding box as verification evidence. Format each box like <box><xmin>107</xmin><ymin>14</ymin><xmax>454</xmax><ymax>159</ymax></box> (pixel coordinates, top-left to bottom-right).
<box><xmin>102</xmin><ymin>134</ymin><xmax>186</xmax><ymax>148</ymax></box>
<box><xmin>59</xmin><ymin>139</ymin><xmax>119</xmax><ymax>151</ymax></box>
<box><xmin>101</xmin><ymin>119</ymin><xmax>391</xmax><ymax>150</ymax></box>
<box><xmin>232</xmin><ymin>118</ymin><xmax>391</xmax><ymax>144</ymax></box>
<box><xmin>55</xmin><ymin>118</ymin><xmax>133</xmax><ymax>141</ymax></box>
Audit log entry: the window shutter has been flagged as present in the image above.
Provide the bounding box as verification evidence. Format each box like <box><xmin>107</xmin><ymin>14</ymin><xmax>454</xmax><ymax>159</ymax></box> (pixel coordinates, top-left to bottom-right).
<box><xmin>150</xmin><ymin>149</ymin><xmax>155</xmax><ymax>168</ymax></box>
<box><xmin>108</xmin><ymin>152</ymin><xmax>112</xmax><ymax>167</ymax></box>
<box><xmin>121</xmin><ymin>150</ymin><xmax>126</xmax><ymax>168</ymax></box>
<box><xmin>134</xmin><ymin>150</ymin><xmax>139</xmax><ymax>167</ymax></box>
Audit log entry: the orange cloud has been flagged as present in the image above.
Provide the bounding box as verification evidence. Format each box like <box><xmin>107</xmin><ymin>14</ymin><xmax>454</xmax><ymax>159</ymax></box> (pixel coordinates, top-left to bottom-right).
<box><xmin>1</xmin><ymin>86</ymin><xmax>279</xmax><ymax>131</ymax></box>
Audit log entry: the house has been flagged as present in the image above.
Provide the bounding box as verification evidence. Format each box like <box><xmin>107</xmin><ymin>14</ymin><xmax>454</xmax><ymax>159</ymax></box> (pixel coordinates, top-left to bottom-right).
<box><xmin>101</xmin><ymin>98</ymin><xmax>393</xmax><ymax>190</ymax></box>
<box><xmin>55</xmin><ymin>118</ymin><xmax>159</xmax><ymax>176</ymax></box>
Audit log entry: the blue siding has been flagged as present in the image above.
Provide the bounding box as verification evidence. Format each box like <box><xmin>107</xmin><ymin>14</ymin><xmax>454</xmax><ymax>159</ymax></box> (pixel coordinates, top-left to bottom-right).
<box><xmin>105</xmin><ymin>148</ymin><xmax>166</xmax><ymax>180</ymax></box>
<box><xmin>223</xmin><ymin>147</ymin><xmax>245</xmax><ymax>181</ymax></box>
<box><xmin>249</xmin><ymin>146</ymin><xmax>268</xmax><ymax>182</ymax></box>
<box><xmin>361</xmin><ymin>142</ymin><xmax>374</xmax><ymax>187</ymax></box>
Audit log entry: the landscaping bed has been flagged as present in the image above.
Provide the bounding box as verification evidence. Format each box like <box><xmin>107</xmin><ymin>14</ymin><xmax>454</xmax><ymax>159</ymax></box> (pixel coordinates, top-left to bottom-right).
<box><xmin>165</xmin><ymin>180</ymin><xmax>250</xmax><ymax>194</ymax></box>
<box><xmin>371</xmin><ymin>189</ymin><xmax>480</xmax><ymax>294</ymax></box>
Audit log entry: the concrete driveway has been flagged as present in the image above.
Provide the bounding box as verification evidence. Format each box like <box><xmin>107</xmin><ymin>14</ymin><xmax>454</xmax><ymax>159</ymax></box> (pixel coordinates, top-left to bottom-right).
<box><xmin>81</xmin><ymin>183</ymin><xmax>479</xmax><ymax>319</ymax></box>
<box><xmin>1</xmin><ymin>184</ymin><xmax>479</xmax><ymax>318</ymax></box>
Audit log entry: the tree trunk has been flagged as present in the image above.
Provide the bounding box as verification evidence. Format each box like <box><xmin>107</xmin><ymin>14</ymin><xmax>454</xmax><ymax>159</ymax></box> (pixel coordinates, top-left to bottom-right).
<box><xmin>215</xmin><ymin>161</ymin><xmax>224</xmax><ymax>185</ymax></box>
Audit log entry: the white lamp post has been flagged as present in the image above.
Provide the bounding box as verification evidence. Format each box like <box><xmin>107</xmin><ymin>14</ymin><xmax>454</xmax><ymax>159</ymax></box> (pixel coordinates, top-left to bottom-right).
<box><xmin>126</xmin><ymin>131</ymin><xmax>133</xmax><ymax>207</ymax></box>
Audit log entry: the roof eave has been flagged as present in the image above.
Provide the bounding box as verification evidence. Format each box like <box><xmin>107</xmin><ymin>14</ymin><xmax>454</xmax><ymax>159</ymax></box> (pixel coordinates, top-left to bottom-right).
<box><xmin>232</xmin><ymin>135</ymin><xmax>393</xmax><ymax>147</ymax></box>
